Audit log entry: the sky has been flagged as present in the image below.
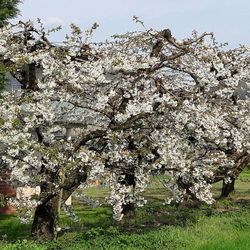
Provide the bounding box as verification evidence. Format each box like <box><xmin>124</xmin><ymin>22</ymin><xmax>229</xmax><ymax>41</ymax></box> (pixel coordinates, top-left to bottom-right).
<box><xmin>14</xmin><ymin>0</ymin><xmax>250</xmax><ymax>48</ymax></box>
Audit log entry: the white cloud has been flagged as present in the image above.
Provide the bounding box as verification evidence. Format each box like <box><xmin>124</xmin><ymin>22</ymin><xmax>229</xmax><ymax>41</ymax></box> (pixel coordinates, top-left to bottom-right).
<box><xmin>45</xmin><ymin>17</ymin><xmax>64</xmax><ymax>26</ymax></box>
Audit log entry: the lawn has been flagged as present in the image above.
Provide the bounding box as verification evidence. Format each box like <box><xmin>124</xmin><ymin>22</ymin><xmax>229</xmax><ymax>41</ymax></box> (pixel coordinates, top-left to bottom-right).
<box><xmin>0</xmin><ymin>170</ymin><xmax>250</xmax><ymax>250</ymax></box>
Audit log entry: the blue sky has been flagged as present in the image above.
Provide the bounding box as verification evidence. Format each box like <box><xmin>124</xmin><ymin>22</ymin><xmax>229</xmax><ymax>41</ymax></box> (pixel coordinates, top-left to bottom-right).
<box><xmin>14</xmin><ymin>0</ymin><xmax>250</xmax><ymax>48</ymax></box>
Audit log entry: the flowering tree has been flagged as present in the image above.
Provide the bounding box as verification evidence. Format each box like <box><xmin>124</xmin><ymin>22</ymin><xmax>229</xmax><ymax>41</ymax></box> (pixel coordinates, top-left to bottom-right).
<box><xmin>0</xmin><ymin>20</ymin><xmax>250</xmax><ymax>239</ymax></box>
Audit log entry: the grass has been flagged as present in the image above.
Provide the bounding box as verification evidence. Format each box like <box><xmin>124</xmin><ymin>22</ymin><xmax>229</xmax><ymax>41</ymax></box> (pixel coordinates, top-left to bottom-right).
<box><xmin>0</xmin><ymin>170</ymin><xmax>250</xmax><ymax>249</ymax></box>
<box><xmin>1</xmin><ymin>208</ymin><xmax>250</xmax><ymax>250</ymax></box>
<box><xmin>0</xmin><ymin>214</ymin><xmax>31</xmax><ymax>240</ymax></box>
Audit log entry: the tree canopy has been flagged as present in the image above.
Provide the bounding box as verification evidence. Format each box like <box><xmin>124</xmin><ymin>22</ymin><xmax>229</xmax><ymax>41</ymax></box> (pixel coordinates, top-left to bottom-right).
<box><xmin>0</xmin><ymin>20</ymin><xmax>250</xmax><ymax>239</ymax></box>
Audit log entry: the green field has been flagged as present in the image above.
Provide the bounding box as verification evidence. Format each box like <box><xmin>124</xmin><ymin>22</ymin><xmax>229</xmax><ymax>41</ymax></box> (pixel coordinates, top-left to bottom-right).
<box><xmin>0</xmin><ymin>171</ymin><xmax>250</xmax><ymax>250</ymax></box>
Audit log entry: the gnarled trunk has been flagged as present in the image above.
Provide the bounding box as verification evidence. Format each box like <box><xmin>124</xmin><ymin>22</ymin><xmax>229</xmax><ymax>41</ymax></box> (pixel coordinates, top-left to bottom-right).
<box><xmin>31</xmin><ymin>178</ymin><xmax>59</xmax><ymax>240</ymax></box>
<box><xmin>31</xmin><ymin>169</ymin><xmax>88</xmax><ymax>240</ymax></box>
<box><xmin>31</xmin><ymin>199</ymin><xmax>58</xmax><ymax>240</ymax></box>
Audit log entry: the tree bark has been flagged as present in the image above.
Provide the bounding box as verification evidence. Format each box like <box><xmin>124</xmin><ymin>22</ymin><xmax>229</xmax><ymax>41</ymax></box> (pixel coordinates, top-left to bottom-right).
<box><xmin>31</xmin><ymin>177</ymin><xmax>59</xmax><ymax>240</ymax></box>
<box><xmin>31</xmin><ymin>166</ymin><xmax>88</xmax><ymax>240</ymax></box>
<box><xmin>122</xmin><ymin>202</ymin><xmax>135</xmax><ymax>220</ymax></box>
<box><xmin>220</xmin><ymin>178</ymin><xmax>235</xmax><ymax>198</ymax></box>
<box><xmin>31</xmin><ymin>198</ymin><xmax>58</xmax><ymax>240</ymax></box>
<box><xmin>120</xmin><ymin>172</ymin><xmax>136</xmax><ymax>222</ymax></box>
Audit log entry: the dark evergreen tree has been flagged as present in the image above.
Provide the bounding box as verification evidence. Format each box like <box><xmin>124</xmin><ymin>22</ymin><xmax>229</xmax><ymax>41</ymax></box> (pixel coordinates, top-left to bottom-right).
<box><xmin>0</xmin><ymin>0</ymin><xmax>22</xmax><ymax>27</ymax></box>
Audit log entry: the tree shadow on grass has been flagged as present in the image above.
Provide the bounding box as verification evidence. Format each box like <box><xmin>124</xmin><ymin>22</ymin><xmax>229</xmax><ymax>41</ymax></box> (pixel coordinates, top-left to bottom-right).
<box><xmin>233</xmin><ymin>198</ymin><xmax>250</xmax><ymax>209</ymax></box>
<box><xmin>3</xmin><ymin>196</ymin><xmax>250</xmax><ymax>241</ymax></box>
<box><xmin>60</xmin><ymin>202</ymin><xmax>201</xmax><ymax>238</ymax></box>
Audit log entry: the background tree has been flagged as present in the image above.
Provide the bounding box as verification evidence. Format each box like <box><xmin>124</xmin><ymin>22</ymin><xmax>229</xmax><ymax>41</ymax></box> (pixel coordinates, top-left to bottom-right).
<box><xmin>0</xmin><ymin>0</ymin><xmax>22</xmax><ymax>27</ymax></box>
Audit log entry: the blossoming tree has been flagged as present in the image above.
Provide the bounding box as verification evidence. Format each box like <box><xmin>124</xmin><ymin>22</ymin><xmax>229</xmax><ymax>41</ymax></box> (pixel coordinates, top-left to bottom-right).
<box><xmin>0</xmin><ymin>19</ymin><xmax>249</xmax><ymax>239</ymax></box>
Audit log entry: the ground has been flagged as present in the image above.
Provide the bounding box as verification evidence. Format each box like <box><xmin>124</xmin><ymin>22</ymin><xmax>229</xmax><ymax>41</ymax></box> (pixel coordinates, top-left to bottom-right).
<box><xmin>0</xmin><ymin>170</ymin><xmax>250</xmax><ymax>249</ymax></box>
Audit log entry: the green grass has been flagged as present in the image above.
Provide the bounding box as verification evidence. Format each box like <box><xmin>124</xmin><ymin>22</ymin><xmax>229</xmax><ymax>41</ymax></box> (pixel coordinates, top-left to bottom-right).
<box><xmin>1</xmin><ymin>209</ymin><xmax>250</xmax><ymax>250</ymax></box>
<box><xmin>0</xmin><ymin>170</ymin><xmax>250</xmax><ymax>249</ymax></box>
<box><xmin>0</xmin><ymin>214</ymin><xmax>31</xmax><ymax>240</ymax></box>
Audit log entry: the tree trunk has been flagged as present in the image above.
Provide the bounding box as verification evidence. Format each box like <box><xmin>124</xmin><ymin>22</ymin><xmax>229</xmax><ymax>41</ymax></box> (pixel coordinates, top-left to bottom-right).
<box><xmin>122</xmin><ymin>202</ymin><xmax>135</xmax><ymax>220</ymax></box>
<box><xmin>31</xmin><ymin>168</ymin><xmax>88</xmax><ymax>240</ymax></box>
<box><xmin>120</xmin><ymin>172</ymin><xmax>136</xmax><ymax>222</ymax></box>
<box><xmin>31</xmin><ymin>199</ymin><xmax>58</xmax><ymax>240</ymax></box>
<box><xmin>31</xmin><ymin>180</ymin><xmax>59</xmax><ymax>240</ymax></box>
<box><xmin>220</xmin><ymin>178</ymin><xmax>235</xmax><ymax>198</ymax></box>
